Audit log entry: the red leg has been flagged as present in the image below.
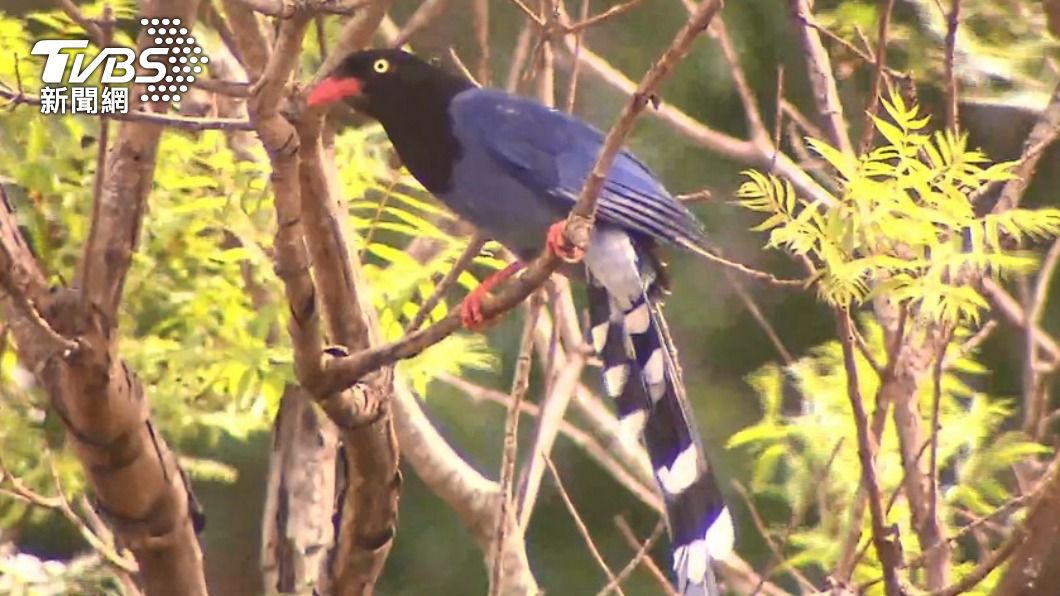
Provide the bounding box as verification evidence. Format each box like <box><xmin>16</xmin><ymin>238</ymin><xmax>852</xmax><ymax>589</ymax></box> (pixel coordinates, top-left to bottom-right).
<box><xmin>461</xmin><ymin>261</ymin><xmax>524</xmax><ymax>329</ymax></box>
<box><xmin>546</xmin><ymin>221</ymin><xmax>585</xmax><ymax>263</ymax></box>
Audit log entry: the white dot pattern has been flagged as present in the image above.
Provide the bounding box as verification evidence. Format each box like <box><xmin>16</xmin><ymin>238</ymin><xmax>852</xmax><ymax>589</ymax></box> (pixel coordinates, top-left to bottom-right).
<box><xmin>138</xmin><ymin>17</ymin><xmax>205</xmax><ymax>104</ymax></box>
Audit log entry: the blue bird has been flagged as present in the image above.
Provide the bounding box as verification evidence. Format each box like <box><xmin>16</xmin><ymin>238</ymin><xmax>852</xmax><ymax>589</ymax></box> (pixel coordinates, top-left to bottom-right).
<box><xmin>308</xmin><ymin>49</ymin><xmax>734</xmax><ymax>595</ymax></box>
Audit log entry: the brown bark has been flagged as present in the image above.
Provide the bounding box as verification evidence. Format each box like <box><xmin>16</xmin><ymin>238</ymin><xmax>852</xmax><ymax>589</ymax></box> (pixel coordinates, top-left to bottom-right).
<box><xmin>222</xmin><ymin>3</ymin><xmax>401</xmax><ymax>593</ymax></box>
<box><xmin>260</xmin><ymin>386</ymin><xmax>339</xmax><ymax>592</ymax></box>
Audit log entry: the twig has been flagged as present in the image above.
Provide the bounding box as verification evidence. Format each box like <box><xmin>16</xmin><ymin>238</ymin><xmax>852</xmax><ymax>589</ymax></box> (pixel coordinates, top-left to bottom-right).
<box><xmin>954</xmin><ymin>319</ymin><xmax>996</xmax><ymax>361</ymax></box>
<box><xmin>710</xmin><ymin>17</ymin><xmax>767</xmax><ymax>141</ymax></box>
<box><xmin>564</xmin><ymin>0</ymin><xmax>591</xmax><ymax>113</ymax></box>
<box><xmin>448</xmin><ymin>48</ymin><xmax>478</xmax><ymax>86</ymax></box>
<box><xmin>0</xmin><ymin>455</ymin><xmax>137</xmax><ymax>573</ymax></box>
<box><xmin>58</xmin><ymin>0</ymin><xmax>105</xmax><ymax>47</ymax></box>
<box><xmin>508</xmin><ymin>0</ymin><xmax>544</xmax><ymax>26</ymax></box>
<box><xmin>405</xmin><ymin>233</ymin><xmax>488</xmax><ymax>332</ymax></box>
<box><xmin>981</xmin><ymin>278</ymin><xmax>1060</xmax><ymax>364</ymax></box>
<box><xmin>544</xmin><ymin>455</ymin><xmax>623</xmax><ymax>593</ymax></box>
<box><xmin>505</xmin><ymin>21</ymin><xmax>535</xmax><ymax>93</ymax></box>
<box><xmin>559</xmin><ymin>11</ymin><xmax>835</xmax><ymax>207</ymax></box>
<box><xmin>836</xmin><ymin>309</ymin><xmax>903</xmax><ymax>596</ymax></box>
<box><xmin>858</xmin><ymin>0</ymin><xmax>896</xmax><ymax>154</ymax></box>
<box><xmin>1030</xmin><ymin>239</ymin><xmax>1060</xmax><ymax>327</ymax></box>
<box><xmin>473</xmin><ymin>0</ymin><xmax>491</xmax><ymax>85</ymax></box>
<box><xmin>535</xmin><ymin>0</ymin><xmax>557</xmax><ymax>107</ymax></box>
<box><xmin>489</xmin><ymin>297</ymin><xmax>543</xmax><ymax>595</ymax></box>
<box><xmin>597</xmin><ymin>519</ymin><xmax>667</xmax><ymax>596</ymax></box>
<box><xmin>315</xmin><ymin>14</ymin><xmax>328</xmax><ymax>58</ymax></box>
<box><xmin>193</xmin><ymin>78</ymin><xmax>251</xmax><ymax>97</ymax></box>
<box><xmin>928</xmin><ymin>329</ymin><xmax>953</xmax><ymax>558</ymax></box>
<box><xmin>992</xmin><ymin>79</ymin><xmax>1060</xmax><ymax>213</ymax></box>
<box><xmin>851</xmin><ymin>321</ymin><xmax>884</xmax><ymax>375</ymax></box>
<box><xmin>675</xmin><ymin>189</ymin><xmax>713</xmax><ymax>203</ymax></box>
<box><xmin>788</xmin><ymin>0</ymin><xmax>854</xmax><ymax>155</ymax></box>
<box><xmin>732</xmin><ymin>482</ymin><xmax>817</xmax><ymax>592</ymax></box>
<box><xmin>565</xmin><ymin>0</ymin><xmax>645</xmax><ymax>34</ymax></box>
<box><xmin>613</xmin><ymin>516</ymin><xmax>679</xmax><ymax>596</ymax></box>
<box><xmin>771</xmin><ymin>65</ymin><xmax>785</xmax><ymax>169</ymax></box>
<box><xmin>517</xmin><ymin>351</ymin><xmax>588</xmax><ymax>530</ymax></box>
<box><xmin>392</xmin><ymin>0</ymin><xmax>451</xmax><ymax>47</ymax></box>
<box><xmin>727</xmin><ymin>273</ymin><xmax>795</xmax><ymax>365</ymax></box>
<box><xmin>444</xmin><ymin>373</ymin><xmax>664</xmax><ymax>513</ymax></box>
<box><xmin>943</xmin><ymin>0</ymin><xmax>961</xmax><ymax>132</ymax></box>
<box><xmin>235</xmin><ymin>0</ymin><xmax>370</xmax><ymax>17</ymax></box>
<box><xmin>701</xmin><ymin>249</ymin><xmax>808</xmax><ymax>288</ymax></box>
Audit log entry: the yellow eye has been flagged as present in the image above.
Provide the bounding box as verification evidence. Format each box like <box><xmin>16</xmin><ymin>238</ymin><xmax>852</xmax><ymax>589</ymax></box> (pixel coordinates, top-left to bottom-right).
<box><xmin>373</xmin><ymin>59</ymin><xmax>390</xmax><ymax>74</ymax></box>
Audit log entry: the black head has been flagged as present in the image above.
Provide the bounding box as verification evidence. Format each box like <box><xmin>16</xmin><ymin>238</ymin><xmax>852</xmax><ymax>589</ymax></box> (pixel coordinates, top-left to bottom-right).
<box><xmin>307</xmin><ymin>49</ymin><xmax>473</xmax><ymax>192</ymax></box>
<box><xmin>307</xmin><ymin>49</ymin><xmax>471</xmax><ymax>120</ymax></box>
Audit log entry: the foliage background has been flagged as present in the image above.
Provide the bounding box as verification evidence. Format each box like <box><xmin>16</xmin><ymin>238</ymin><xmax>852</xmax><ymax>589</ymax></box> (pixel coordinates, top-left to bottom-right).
<box><xmin>0</xmin><ymin>0</ymin><xmax>1057</xmax><ymax>594</ymax></box>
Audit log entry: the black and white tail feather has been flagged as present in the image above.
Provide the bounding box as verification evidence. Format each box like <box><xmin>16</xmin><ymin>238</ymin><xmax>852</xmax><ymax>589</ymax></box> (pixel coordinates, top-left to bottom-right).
<box><xmin>585</xmin><ymin>225</ymin><xmax>733</xmax><ymax>596</ymax></box>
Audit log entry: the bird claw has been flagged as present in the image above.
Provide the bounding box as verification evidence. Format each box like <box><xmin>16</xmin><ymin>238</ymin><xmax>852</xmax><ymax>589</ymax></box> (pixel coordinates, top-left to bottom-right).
<box><xmin>547</xmin><ymin>221</ymin><xmax>584</xmax><ymax>263</ymax></box>
<box><xmin>460</xmin><ymin>289</ymin><xmax>492</xmax><ymax>330</ymax></box>
<box><xmin>459</xmin><ymin>261</ymin><xmax>524</xmax><ymax>331</ymax></box>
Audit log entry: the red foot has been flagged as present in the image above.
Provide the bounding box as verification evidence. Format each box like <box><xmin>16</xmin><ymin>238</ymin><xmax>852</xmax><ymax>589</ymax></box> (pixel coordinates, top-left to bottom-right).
<box><xmin>461</xmin><ymin>261</ymin><xmax>524</xmax><ymax>330</ymax></box>
<box><xmin>546</xmin><ymin>221</ymin><xmax>585</xmax><ymax>263</ymax></box>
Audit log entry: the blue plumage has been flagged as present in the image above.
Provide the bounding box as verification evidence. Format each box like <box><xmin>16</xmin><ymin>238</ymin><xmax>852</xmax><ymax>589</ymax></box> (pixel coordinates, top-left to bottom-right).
<box><xmin>447</xmin><ymin>88</ymin><xmax>710</xmax><ymax>260</ymax></box>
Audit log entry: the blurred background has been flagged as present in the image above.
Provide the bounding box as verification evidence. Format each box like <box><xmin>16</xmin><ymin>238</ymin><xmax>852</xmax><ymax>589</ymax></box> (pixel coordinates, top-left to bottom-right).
<box><xmin>0</xmin><ymin>0</ymin><xmax>1057</xmax><ymax>594</ymax></box>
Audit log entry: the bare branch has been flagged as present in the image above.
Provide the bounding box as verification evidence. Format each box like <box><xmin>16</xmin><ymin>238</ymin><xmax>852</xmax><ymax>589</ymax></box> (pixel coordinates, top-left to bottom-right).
<box><xmin>563</xmin><ymin>0</ymin><xmax>590</xmax><ymax>113</ymax></box>
<box><xmin>559</xmin><ymin>18</ymin><xmax>835</xmax><ymax>207</ymax></box>
<box><xmin>992</xmin><ymin>79</ymin><xmax>1060</xmax><ymax>213</ymax></box>
<box><xmin>597</xmin><ymin>519</ymin><xmax>666</xmax><ymax>596</ymax></box>
<box><xmin>613</xmin><ymin>517</ymin><xmax>678</xmax><ymax>596</ymax></box>
<box><xmin>544</xmin><ymin>455</ymin><xmax>622</xmax><ymax>592</ymax></box>
<box><xmin>709</xmin><ymin>16</ymin><xmax>767</xmax><ymax>141</ymax></box>
<box><xmin>982</xmin><ymin>278</ymin><xmax>1060</xmax><ymax>364</ymax></box>
<box><xmin>392</xmin><ymin>0</ymin><xmax>452</xmax><ymax>47</ymax></box>
<box><xmin>732</xmin><ymin>482</ymin><xmax>816</xmax><ymax>592</ymax></box>
<box><xmin>235</xmin><ymin>0</ymin><xmax>370</xmax><ymax>17</ymax></box>
<box><xmin>948</xmin><ymin>448</ymin><xmax>1060</xmax><ymax>595</ymax></box>
<box><xmin>787</xmin><ymin>0</ymin><xmax>854</xmax><ymax>154</ymax></box>
<box><xmin>490</xmin><ymin>299</ymin><xmax>542</xmax><ymax>596</ymax></box>
<box><xmin>473</xmin><ymin>0</ymin><xmax>491</xmax><ymax>85</ymax></box>
<box><xmin>57</xmin><ymin>0</ymin><xmax>106</xmax><ymax>47</ymax></box>
<box><xmin>858</xmin><ymin>0</ymin><xmax>896</xmax><ymax>154</ymax></box>
<box><xmin>943</xmin><ymin>0</ymin><xmax>961</xmax><ymax>132</ymax></box>
<box><xmin>836</xmin><ymin>309</ymin><xmax>903</xmax><ymax>596</ymax></box>
<box><xmin>443</xmin><ymin>372</ymin><xmax>663</xmax><ymax>514</ymax></box>
<box><xmin>405</xmin><ymin>233</ymin><xmax>488</xmax><ymax>332</ymax></box>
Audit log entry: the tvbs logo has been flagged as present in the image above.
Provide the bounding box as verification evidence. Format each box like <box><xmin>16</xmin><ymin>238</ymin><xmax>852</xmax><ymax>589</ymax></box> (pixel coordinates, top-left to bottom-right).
<box><xmin>31</xmin><ymin>18</ymin><xmax>208</xmax><ymax>115</ymax></box>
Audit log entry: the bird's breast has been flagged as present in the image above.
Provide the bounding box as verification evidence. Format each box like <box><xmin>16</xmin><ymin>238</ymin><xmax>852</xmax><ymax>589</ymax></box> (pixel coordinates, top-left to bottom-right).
<box><xmin>439</xmin><ymin>148</ymin><xmax>568</xmax><ymax>261</ymax></box>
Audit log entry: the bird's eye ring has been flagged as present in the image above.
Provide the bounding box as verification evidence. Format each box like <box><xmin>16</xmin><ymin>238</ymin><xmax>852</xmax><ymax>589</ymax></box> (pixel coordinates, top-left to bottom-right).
<box><xmin>373</xmin><ymin>59</ymin><xmax>390</xmax><ymax>74</ymax></box>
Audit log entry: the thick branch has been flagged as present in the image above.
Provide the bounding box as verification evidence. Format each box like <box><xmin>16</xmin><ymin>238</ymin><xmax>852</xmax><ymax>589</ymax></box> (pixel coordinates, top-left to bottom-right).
<box><xmin>991</xmin><ymin>79</ymin><xmax>1060</xmax><ymax>213</ymax></box>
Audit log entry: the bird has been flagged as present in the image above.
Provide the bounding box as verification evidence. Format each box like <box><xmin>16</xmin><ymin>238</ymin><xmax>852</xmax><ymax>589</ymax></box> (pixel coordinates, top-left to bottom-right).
<box><xmin>307</xmin><ymin>49</ymin><xmax>734</xmax><ymax>595</ymax></box>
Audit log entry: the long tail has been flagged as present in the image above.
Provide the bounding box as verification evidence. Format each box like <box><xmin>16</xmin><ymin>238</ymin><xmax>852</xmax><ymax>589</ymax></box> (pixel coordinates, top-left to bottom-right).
<box><xmin>584</xmin><ymin>226</ymin><xmax>733</xmax><ymax>595</ymax></box>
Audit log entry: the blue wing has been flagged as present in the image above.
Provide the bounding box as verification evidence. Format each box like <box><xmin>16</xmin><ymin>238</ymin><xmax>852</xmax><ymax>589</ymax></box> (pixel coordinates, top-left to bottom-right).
<box><xmin>449</xmin><ymin>88</ymin><xmax>709</xmax><ymax>251</ymax></box>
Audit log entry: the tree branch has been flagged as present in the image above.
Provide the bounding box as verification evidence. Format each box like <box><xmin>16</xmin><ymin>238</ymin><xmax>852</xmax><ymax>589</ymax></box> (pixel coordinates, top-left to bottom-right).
<box><xmin>787</xmin><ymin>0</ymin><xmax>854</xmax><ymax>155</ymax></box>
<box><xmin>836</xmin><ymin>309</ymin><xmax>903</xmax><ymax>596</ymax></box>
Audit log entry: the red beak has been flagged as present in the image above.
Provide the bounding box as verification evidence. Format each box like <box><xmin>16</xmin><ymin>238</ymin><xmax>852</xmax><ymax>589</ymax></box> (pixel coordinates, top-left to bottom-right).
<box><xmin>306</xmin><ymin>76</ymin><xmax>363</xmax><ymax>106</ymax></box>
